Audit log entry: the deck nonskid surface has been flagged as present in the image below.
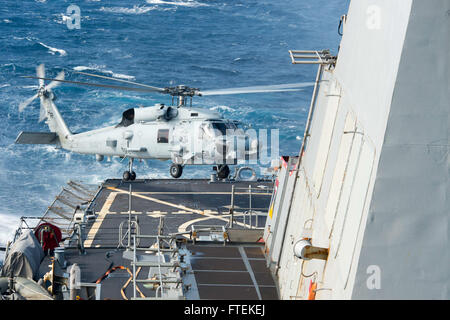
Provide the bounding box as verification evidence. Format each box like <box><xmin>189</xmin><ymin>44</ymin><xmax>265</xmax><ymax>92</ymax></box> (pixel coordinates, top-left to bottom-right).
<box><xmin>41</xmin><ymin>179</ymin><xmax>277</xmax><ymax>300</ymax></box>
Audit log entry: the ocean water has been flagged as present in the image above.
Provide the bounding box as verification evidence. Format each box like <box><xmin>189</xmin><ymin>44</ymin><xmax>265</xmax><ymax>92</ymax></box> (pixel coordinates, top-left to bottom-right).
<box><xmin>0</xmin><ymin>0</ymin><xmax>348</xmax><ymax>249</ymax></box>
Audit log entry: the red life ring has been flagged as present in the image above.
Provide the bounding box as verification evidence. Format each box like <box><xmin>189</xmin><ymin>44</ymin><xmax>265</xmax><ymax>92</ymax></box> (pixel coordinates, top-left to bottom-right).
<box><xmin>34</xmin><ymin>223</ymin><xmax>62</xmax><ymax>252</ymax></box>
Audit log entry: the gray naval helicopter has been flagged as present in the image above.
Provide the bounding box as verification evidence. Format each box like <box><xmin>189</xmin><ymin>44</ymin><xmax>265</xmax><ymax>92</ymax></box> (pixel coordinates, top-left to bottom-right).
<box><xmin>17</xmin><ymin>64</ymin><xmax>311</xmax><ymax>180</ymax></box>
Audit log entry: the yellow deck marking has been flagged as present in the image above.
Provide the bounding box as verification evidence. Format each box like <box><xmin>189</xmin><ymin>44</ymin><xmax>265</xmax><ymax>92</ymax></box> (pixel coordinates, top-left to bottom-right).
<box><xmin>86</xmin><ymin>187</ymin><xmax>261</xmax><ymax>245</ymax></box>
<box><xmin>84</xmin><ymin>192</ymin><xmax>118</xmax><ymax>248</ymax></box>
<box><xmin>107</xmin><ymin>186</ymin><xmax>206</xmax><ymax>215</ymax></box>
<box><xmin>107</xmin><ymin>186</ymin><xmax>251</xmax><ymax>231</ymax></box>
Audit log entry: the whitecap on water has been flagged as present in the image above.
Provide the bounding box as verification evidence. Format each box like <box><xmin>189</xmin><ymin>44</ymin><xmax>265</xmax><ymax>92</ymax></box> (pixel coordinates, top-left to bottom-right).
<box><xmin>209</xmin><ymin>105</ymin><xmax>234</xmax><ymax>112</ymax></box>
<box><xmin>73</xmin><ymin>65</ymin><xmax>135</xmax><ymax>80</ymax></box>
<box><xmin>146</xmin><ymin>0</ymin><xmax>210</xmax><ymax>7</ymax></box>
<box><xmin>56</xmin><ymin>13</ymin><xmax>71</xmax><ymax>24</ymax></box>
<box><xmin>20</xmin><ymin>85</ymin><xmax>39</xmax><ymax>89</ymax></box>
<box><xmin>38</xmin><ymin>42</ymin><xmax>67</xmax><ymax>56</ymax></box>
<box><xmin>99</xmin><ymin>5</ymin><xmax>158</xmax><ymax>15</ymax></box>
<box><xmin>0</xmin><ymin>212</ymin><xmax>20</xmax><ymax>247</ymax></box>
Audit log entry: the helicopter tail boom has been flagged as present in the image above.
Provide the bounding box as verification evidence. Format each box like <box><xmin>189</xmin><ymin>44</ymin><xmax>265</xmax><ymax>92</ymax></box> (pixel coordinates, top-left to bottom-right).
<box><xmin>41</xmin><ymin>97</ymin><xmax>72</xmax><ymax>138</ymax></box>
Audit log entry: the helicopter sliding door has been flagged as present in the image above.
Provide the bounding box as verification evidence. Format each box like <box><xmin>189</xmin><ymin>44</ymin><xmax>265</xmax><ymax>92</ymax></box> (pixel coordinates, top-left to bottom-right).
<box><xmin>124</xmin><ymin>123</ymin><xmax>169</xmax><ymax>160</ymax></box>
<box><xmin>153</xmin><ymin>125</ymin><xmax>172</xmax><ymax>160</ymax></box>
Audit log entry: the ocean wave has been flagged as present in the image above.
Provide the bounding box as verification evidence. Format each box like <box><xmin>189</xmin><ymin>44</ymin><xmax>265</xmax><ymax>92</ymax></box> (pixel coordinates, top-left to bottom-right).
<box><xmin>20</xmin><ymin>85</ymin><xmax>39</xmax><ymax>89</ymax></box>
<box><xmin>38</xmin><ymin>42</ymin><xmax>67</xmax><ymax>56</ymax></box>
<box><xmin>190</xmin><ymin>65</ymin><xmax>240</xmax><ymax>76</ymax></box>
<box><xmin>99</xmin><ymin>5</ymin><xmax>158</xmax><ymax>15</ymax></box>
<box><xmin>210</xmin><ymin>105</ymin><xmax>234</xmax><ymax>112</ymax></box>
<box><xmin>55</xmin><ymin>13</ymin><xmax>71</xmax><ymax>25</ymax></box>
<box><xmin>146</xmin><ymin>0</ymin><xmax>210</xmax><ymax>7</ymax></box>
<box><xmin>73</xmin><ymin>65</ymin><xmax>135</xmax><ymax>80</ymax></box>
<box><xmin>0</xmin><ymin>212</ymin><xmax>20</xmax><ymax>247</ymax></box>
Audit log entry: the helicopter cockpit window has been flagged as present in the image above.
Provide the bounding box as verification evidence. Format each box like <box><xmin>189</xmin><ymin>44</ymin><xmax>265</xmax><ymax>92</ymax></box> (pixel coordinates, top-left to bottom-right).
<box><xmin>211</xmin><ymin>122</ymin><xmax>228</xmax><ymax>136</ymax></box>
<box><xmin>202</xmin><ymin>121</ymin><xmax>241</xmax><ymax>137</ymax></box>
<box><xmin>157</xmin><ymin>129</ymin><xmax>169</xmax><ymax>143</ymax></box>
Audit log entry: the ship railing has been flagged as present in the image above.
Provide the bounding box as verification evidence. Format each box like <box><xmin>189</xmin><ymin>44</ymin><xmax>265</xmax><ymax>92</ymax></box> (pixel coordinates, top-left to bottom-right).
<box><xmin>190</xmin><ymin>225</ymin><xmax>227</xmax><ymax>244</ymax></box>
<box><xmin>288</xmin><ymin>49</ymin><xmax>336</xmax><ymax>65</ymax></box>
<box><xmin>7</xmin><ymin>181</ymin><xmax>100</xmax><ymax>255</ymax></box>
<box><xmin>228</xmin><ymin>185</ymin><xmax>273</xmax><ymax>230</ymax></box>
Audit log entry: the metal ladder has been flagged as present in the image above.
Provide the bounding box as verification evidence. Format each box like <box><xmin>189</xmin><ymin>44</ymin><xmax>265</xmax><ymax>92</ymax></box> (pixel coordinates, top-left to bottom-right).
<box><xmin>130</xmin><ymin>234</ymin><xmax>183</xmax><ymax>300</ymax></box>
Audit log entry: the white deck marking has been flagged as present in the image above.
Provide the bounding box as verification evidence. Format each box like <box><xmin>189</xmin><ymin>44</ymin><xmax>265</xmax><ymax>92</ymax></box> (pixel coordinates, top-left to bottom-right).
<box><xmin>130</xmin><ymin>191</ymin><xmax>271</xmax><ymax>196</ymax></box>
<box><xmin>239</xmin><ymin>246</ymin><xmax>262</xmax><ymax>300</ymax></box>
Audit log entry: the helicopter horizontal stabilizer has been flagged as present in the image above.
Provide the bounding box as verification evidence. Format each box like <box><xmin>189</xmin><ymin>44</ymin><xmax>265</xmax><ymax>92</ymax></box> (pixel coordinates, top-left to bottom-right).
<box><xmin>15</xmin><ymin>131</ymin><xmax>59</xmax><ymax>145</ymax></box>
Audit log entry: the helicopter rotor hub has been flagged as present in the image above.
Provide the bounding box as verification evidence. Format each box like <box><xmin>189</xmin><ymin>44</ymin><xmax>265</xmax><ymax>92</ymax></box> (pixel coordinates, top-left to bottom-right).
<box><xmin>164</xmin><ymin>85</ymin><xmax>199</xmax><ymax>98</ymax></box>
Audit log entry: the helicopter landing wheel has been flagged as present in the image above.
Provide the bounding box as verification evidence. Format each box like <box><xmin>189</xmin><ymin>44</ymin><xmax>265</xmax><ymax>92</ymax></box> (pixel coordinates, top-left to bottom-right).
<box><xmin>217</xmin><ymin>165</ymin><xmax>230</xmax><ymax>179</ymax></box>
<box><xmin>170</xmin><ymin>164</ymin><xmax>183</xmax><ymax>179</ymax></box>
<box><xmin>123</xmin><ymin>157</ymin><xmax>136</xmax><ymax>181</ymax></box>
<box><xmin>123</xmin><ymin>171</ymin><xmax>136</xmax><ymax>181</ymax></box>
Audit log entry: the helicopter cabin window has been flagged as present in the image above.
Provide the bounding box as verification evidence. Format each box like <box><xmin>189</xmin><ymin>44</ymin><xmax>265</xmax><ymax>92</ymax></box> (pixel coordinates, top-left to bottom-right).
<box><xmin>157</xmin><ymin>129</ymin><xmax>169</xmax><ymax>143</ymax></box>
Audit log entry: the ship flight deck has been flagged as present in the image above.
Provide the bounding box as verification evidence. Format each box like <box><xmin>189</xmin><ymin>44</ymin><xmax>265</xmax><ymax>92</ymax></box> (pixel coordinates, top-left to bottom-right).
<box><xmin>34</xmin><ymin>178</ymin><xmax>278</xmax><ymax>300</ymax></box>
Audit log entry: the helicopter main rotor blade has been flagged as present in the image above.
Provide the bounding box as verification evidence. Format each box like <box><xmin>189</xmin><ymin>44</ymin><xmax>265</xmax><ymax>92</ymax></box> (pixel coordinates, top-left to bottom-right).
<box><xmin>45</xmin><ymin>70</ymin><xmax>65</xmax><ymax>91</ymax></box>
<box><xmin>36</xmin><ymin>64</ymin><xmax>45</xmax><ymax>88</ymax></box>
<box><xmin>18</xmin><ymin>93</ymin><xmax>39</xmax><ymax>112</ymax></box>
<box><xmin>197</xmin><ymin>82</ymin><xmax>314</xmax><ymax>96</ymax></box>
<box><xmin>74</xmin><ymin>71</ymin><xmax>166</xmax><ymax>93</ymax></box>
<box><xmin>22</xmin><ymin>76</ymin><xmax>162</xmax><ymax>93</ymax></box>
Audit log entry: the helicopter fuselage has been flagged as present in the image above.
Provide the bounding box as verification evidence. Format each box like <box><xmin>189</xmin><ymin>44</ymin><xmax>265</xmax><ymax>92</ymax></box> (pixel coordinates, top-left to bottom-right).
<box><xmin>63</xmin><ymin>104</ymin><xmax>257</xmax><ymax>166</ymax></box>
<box><xmin>18</xmin><ymin>64</ymin><xmax>302</xmax><ymax>180</ymax></box>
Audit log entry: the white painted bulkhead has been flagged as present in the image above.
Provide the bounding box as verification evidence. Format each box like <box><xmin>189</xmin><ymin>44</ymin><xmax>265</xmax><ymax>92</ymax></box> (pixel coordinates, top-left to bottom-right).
<box><xmin>265</xmin><ymin>0</ymin><xmax>449</xmax><ymax>299</ymax></box>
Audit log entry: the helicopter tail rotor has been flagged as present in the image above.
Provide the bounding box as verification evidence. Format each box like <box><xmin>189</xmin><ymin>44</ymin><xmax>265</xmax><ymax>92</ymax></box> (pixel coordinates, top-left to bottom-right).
<box><xmin>19</xmin><ymin>64</ymin><xmax>65</xmax><ymax>122</ymax></box>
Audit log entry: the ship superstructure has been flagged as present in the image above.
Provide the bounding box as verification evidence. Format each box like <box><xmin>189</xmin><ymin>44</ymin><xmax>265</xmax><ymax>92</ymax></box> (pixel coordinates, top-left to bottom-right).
<box><xmin>264</xmin><ymin>0</ymin><xmax>449</xmax><ymax>299</ymax></box>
